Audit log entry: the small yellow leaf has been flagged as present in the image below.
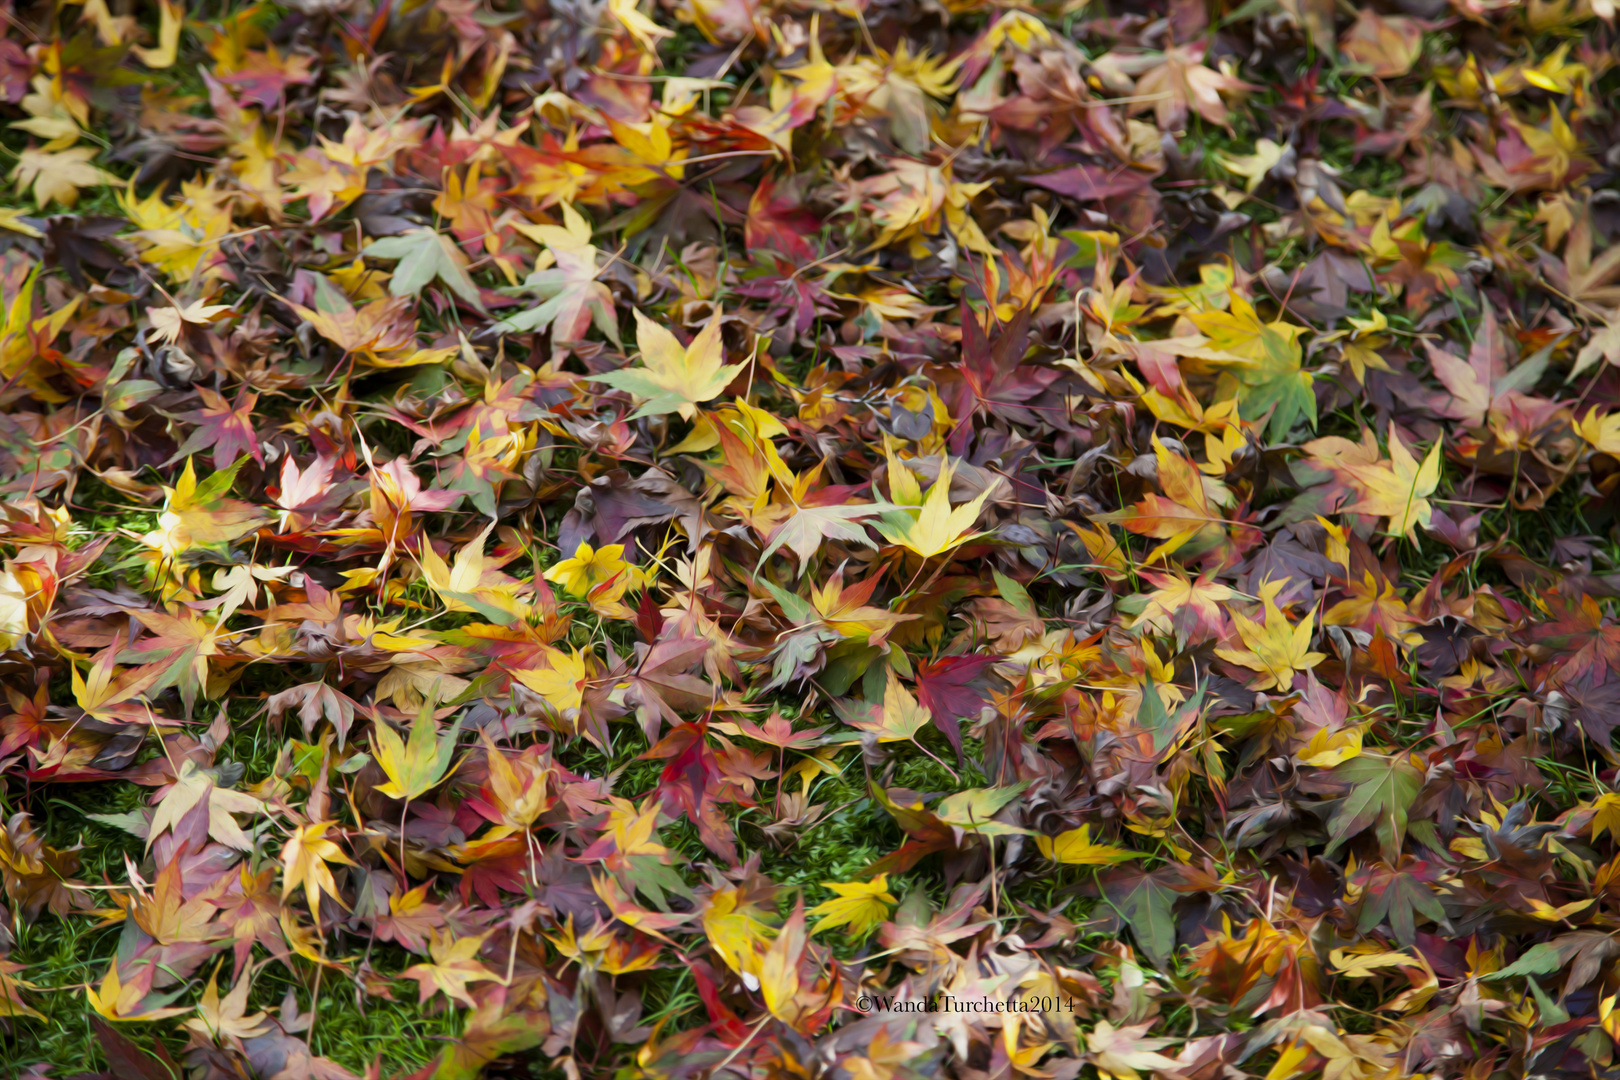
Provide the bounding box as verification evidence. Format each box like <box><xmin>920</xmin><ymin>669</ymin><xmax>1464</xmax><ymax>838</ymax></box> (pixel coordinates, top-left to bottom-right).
<box><xmin>513</xmin><ymin>646</ymin><xmax>590</xmax><ymax>713</ymax></box>
<box><xmin>1296</xmin><ymin>724</ymin><xmax>1363</xmax><ymax>768</ymax></box>
<box><xmin>1034</xmin><ymin>824</ymin><xmax>1138</xmax><ymax>865</ymax></box>
<box><xmin>808</xmin><ymin>874</ymin><xmax>897</xmax><ymax>938</ymax></box>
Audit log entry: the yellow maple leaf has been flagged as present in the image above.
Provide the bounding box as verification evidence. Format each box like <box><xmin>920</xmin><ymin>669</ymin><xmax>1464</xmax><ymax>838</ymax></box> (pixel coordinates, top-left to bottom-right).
<box><xmin>808</xmin><ymin>874</ymin><xmax>897</xmax><ymax>937</ymax></box>
<box><xmin>131</xmin><ymin>0</ymin><xmax>184</xmax><ymax>68</ymax></box>
<box><xmin>87</xmin><ymin>962</ymin><xmax>189</xmax><ymax>1022</ymax></box>
<box><xmin>513</xmin><ymin>646</ymin><xmax>590</xmax><ymax>713</ymax></box>
<box><xmin>543</xmin><ymin>541</ymin><xmax>640</xmax><ymax>597</ymax></box>
<box><xmin>1217</xmin><ymin>137</ymin><xmax>1288</xmax><ymax>194</ymax></box>
<box><xmin>1296</xmin><ymin>724</ymin><xmax>1364</xmax><ymax>768</ymax></box>
<box><xmin>372</xmin><ymin>706</ymin><xmax>462</xmax><ymax>802</ymax></box>
<box><xmin>121</xmin><ymin>179</ymin><xmax>237</xmax><ymax>281</ymax></box>
<box><xmin>1214</xmin><ymin>579</ymin><xmax>1326</xmax><ymax>691</ymax></box>
<box><xmin>609</xmin><ymin>0</ymin><xmax>674</xmax><ymax>51</ymax></box>
<box><xmin>875</xmin><ymin>456</ymin><xmax>993</xmax><ymax>559</ymax></box>
<box><xmin>702</xmin><ymin>885</ymin><xmax>778</xmax><ymax>983</ymax></box>
<box><xmin>10</xmin><ymin>145</ymin><xmax>116</xmax><ymax>208</ymax></box>
<box><xmin>603</xmin><ymin>796</ymin><xmax>668</xmax><ymax>860</ymax></box>
<box><xmin>280</xmin><ymin>820</ymin><xmax>355</xmax><ymax>915</ymax></box>
<box><xmin>593</xmin><ymin>310</ymin><xmax>745</xmax><ymax>420</ymax></box>
<box><xmin>420</xmin><ymin>523</ymin><xmax>528</xmax><ymax>618</ymax></box>
<box><xmin>402</xmin><ymin>929</ymin><xmax>499</xmax><ymax>1008</ymax></box>
<box><xmin>1034</xmin><ymin>824</ymin><xmax>1138</xmax><ymax>865</ymax></box>
<box><xmin>183</xmin><ymin>966</ymin><xmax>272</xmax><ymax>1043</ymax></box>
<box><xmin>1578</xmin><ymin>407</ymin><xmax>1620</xmax><ymax>455</ymax></box>
<box><xmin>1343</xmin><ymin>429</ymin><xmax>1442</xmax><ymax>540</ymax></box>
<box><xmin>1588</xmin><ymin>792</ymin><xmax>1620</xmax><ymax>843</ymax></box>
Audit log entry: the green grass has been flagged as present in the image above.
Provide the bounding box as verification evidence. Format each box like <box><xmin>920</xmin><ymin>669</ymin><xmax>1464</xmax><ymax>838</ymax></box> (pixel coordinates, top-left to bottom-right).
<box><xmin>5</xmin><ymin>20</ymin><xmax>1618</xmax><ymax>1077</ymax></box>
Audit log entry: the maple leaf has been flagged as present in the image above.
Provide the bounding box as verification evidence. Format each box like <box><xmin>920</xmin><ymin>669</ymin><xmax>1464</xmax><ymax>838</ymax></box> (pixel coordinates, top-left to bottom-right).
<box><xmin>745</xmin><ymin>174</ymin><xmax>821</xmax><ymax>262</ymax></box>
<box><xmin>147</xmin><ymin>299</ymin><xmax>232</xmax><ymax>345</ymax></box>
<box><xmin>87</xmin><ymin>962</ymin><xmax>189</xmax><ymax>1023</ymax></box>
<box><xmin>0</xmin><ymin>958</ymin><xmax>42</xmax><ymax>1021</ymax></box>
<box><xmin>420</xmin><ymin>524</ymin><xmax>528</xmax><ymax>621</ymax></box>
<box><xmin>874</xmin><ymin>455</ymin><xmax>993</xmax><ymax>559</ymax></box>
<box><xmin>1035</xmin><ymin>825</ymin><xmax>1138</xmax><ymax>866</ymax></box>
<box><xmin>578</xmin><ymin>796</ymin><xmax>670</xmax><ymax>868</ymax></box>
<box><xmin>1425</xmin><ymin>306</ymin><xmax>1549</xmax><ymax>428</ymax></box>
<box><xmin>911</xmin><ymin>654</ymin><xmax>999</xmax><ymax>757</ymax></box>
<box><xmin>1339</xmin><ymin>9</ymin><xmax>1423</xmax><ymax>77</ymax></box>
<box><xmin>1101</xmin><ymin>437</ymin><xmax>1240</xmax><ymax>563</ymax></box>
<box><xmin>1546</xmin><ymin>209</ymin><xmax>1620</xmax><ymax>309</ymax></box>
<box><xmin>512</xmin><ymin>646</ymin><xmax>591</xmax><ymax>715</ymax></box>
<box><xmin>1585</xmin><ymin>792</ymin><xmax>1620</xmax><ymax>844</ymax></box>
<box><xmin>702</xmin><ymin>882</ymin><xmax>779</xmax><ymax>985</ymax></box>
<box><xmin>165</xmin><ymin>387</ymin><xmax>263</xmax><ymax>469</ymax></box>
<box><xmin>10</xmin><ymin>145</ymin><xmax>115</xmax><ymax>208</ymax></box>
<box><xmin>1350</xmin><ymin>859</ymin><xmax>1448</xmax><ymax>946</ymax></box>
<box><xmin>147</xmin><ymin>759</ymin><xmax>262</xmax><ymax>851</ymax></box>
<box><xmin>1083</xmin><ymin>1019</ymin><xmax>1182</xmax><ymax>1080</ymax></box>
<box><xmin>119</xmin><ymin>607</ymin><xmax>227</xmax><ymax>717</ymax></box>
<box><xmin>1217</xmin><ymin>137</ymin><xmax>1289</xmax><ymax>194</ymax></box>
<box><xmin>402</xmin><ymin>928</ymin><xmax>499</xmax><ymax>1008</ymax></box>
<box><xmin>838</xmin><ymin>668</ymin><xmax>961</xmax><ymax>777</ymax></box>
<box><xmin>1342</xmin><ymin>429</ymin><xmax>1443</xmax><ymax>540</ymax></box>
<box><xmin>130</xmin><ymin>0</ymin><xmax>184</xmax><ymax>68</ymax></box>
<box><xmin>0</xmin><ymin>813</ymin><xmax>88</xmax><ymax>921</ymax></box>
<box><xmin>140</xmin><ymin>457</ymin><xmax>272</xmax><ymax>560</ymax></box>
<box><xmin>363</xmin><ymin>228</ymin><xmax>485</xmax><ymax>309</ymax></box>
<box><xmin>805</xmin><ymin>568</ymin><xmax>916</xmax><ymax>646</ymax></box>
<box><xmin>1132</xmin><ymin>43</ymin><xmax>1252</xmax><ymax>130</ymax></box>
<box><xmin>182</xmin><ymin>966</ymin><xmax>272</xmax><ymax>1044</ymax></box>
<box><xmin>934</xmin><ymin>784</ymin><xmax>1032</xmax><ymax>840</ymax></box>
<box><xmin>0</xmin><ymin>565</ymin><xmax>30</xmax><ymax>652</ymax></box>
<box><xmin>430</xmin><ymin>993</ymin><xmax>549</xmax><ymax>1080</ymax></box>
<box><xmin>1214</xmin><ymin>579</ymin><xmax>1326</xmax><ymax>691</ymax></box>
<box><xmin>952</xmin><ymin>303</ymin><xmax>1057</xmax><ymax>426</ymax></box>
<box><xmin>501</xmin><ymin>202</ymin><xmax>621</xmax><ymax>345</ymax></box>
<box><xmin>759</xmin><ymin>500</ymin><xmax>886</xmax><ymax>577</ymax></box>
<box><xmin>1125</xmin><ymin>570</ymin><xmax>1234</xmax><ymax>648</ymax></box>
<box><xmin>474</xmin><ymin>737</ymin><xmax>555</xmax><ymax>835</ymax></box>
<box><xmin>372</xmin><ymin>704</ymin><xmax>464</xmax><ymax>802</ymax></box>
<box><xmin>759</xmin><ymin>899</ymin><xmax>814</xmax><ymax>1030</ymax></box>
<box><xmin>543</xmin><ymin>541</ymin><xmax>641</xmax><ymax>597</ymax></box>
<box><xmin>1204</xmin><ymin>321</ymin><xmax>1315</xmax><ymax>439</ymax></box>
<box><xmin>808</xmin><ymin>873</ymin><xmax>896</xmax><ymax>937</ymax></box>
<box><xmin>283</xmin><ymin>293</ymin><xmax>432</xmax><ymax>367</ymax></box>
<box><xmin>1297</xmin><ymin>724</ymin><xmax>1364</xmax><ymax>768</ymax></box>
<box><xmin>860</xmin><ymin>158</ymin><xmax>995</xmax><ymax>258</ymax></box>
<box><xmin>280</xmin><ymin>819</ymin><xmax>355</xmax><ymax>915</ymax></box>
<box><xmin>592</xmin><ymin>310</ymin><xmax>745</xmax><ymax>421</ymax></box>
<box><xmin>1323</xmin><ymin>753</ymin><xmax>1426</xmax><ymax>864</ymax></box>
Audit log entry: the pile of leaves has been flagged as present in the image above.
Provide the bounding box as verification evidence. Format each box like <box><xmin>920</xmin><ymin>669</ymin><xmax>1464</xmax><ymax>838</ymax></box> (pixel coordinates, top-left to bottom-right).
<box><xmin>0</xmin><ymin>0</ymin><xmax>1618</xmax><ymax>1076</ymax></box>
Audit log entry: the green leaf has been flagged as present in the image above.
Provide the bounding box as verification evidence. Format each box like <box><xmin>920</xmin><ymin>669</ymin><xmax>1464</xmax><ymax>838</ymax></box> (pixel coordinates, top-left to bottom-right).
<box><xmin>1100</xmin><ymin>868</ymin><xmax>1179</xmax><ymax>969</ymax></box>
<box><xmin>1137</xmin><ymin>678</ymin><xmax>1207</xmax><ymax>756</ymax></box>
<box><xmin>1237</xmin><ymin>325</ymin><xmax>1316</xmax><ymax>440</ymax></box>
<box><xmin>1356</xmin><ymin>864</ymin><xmax>1447</xmax><ymax>947</ymax></box>
<box><xmin>363</xmin><ymin>229</ymin><xmax>485</xmax><ymax>310</ymax></box>
<box><xmin>1324</xmin><ymin>753</ymin><xmax>1424</xmax><ymax>864</ymax></box>
<box><xmin>372</xmin><ymin>699</ymin><xmax>464</xmax><ymax>802</ymax></box>
<box><xmin>935</xmin><ymin>783</ymin><xmax>1032</xmax><ymax>836</ymax></box>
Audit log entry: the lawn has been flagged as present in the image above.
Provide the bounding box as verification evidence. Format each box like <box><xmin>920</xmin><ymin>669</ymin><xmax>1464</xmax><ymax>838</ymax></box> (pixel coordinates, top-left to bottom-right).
<box><xmin>0</xmin><ymin>1</ymin><xmax>1617</xmax><ymax>1079</ymax></box>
